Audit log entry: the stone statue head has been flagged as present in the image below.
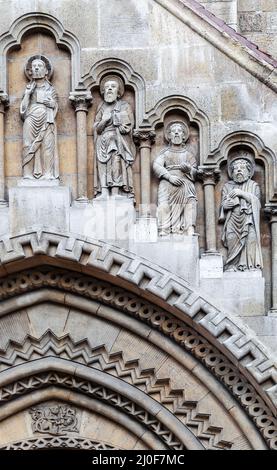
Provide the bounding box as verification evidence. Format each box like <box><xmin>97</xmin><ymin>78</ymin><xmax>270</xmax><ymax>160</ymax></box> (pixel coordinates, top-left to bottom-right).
<box><xmin>25</xmin><ymin>55</ymin><xmax>53</xmax><ymax>81</ymax></box>
<box><xmin>100</xmin><ymin>75</ymin><xmax>125</xmax><ymax>103</ymax></box>
<box><xmin>228</xmin><ymin>150</ymin><xmax>255</xmax><ymax>182</ymax></box>
<box><xmin>165</xmin><ymin>121</ymin><xmax>189</xmax><ymax>146</ymax></box>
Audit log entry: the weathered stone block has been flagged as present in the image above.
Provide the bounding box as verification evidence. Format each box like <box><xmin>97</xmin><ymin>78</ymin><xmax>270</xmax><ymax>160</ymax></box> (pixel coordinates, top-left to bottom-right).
<box><xmin>9</xmin><ymin>182</ymin><xmax>70</xmax><ymax>234</ymax></box>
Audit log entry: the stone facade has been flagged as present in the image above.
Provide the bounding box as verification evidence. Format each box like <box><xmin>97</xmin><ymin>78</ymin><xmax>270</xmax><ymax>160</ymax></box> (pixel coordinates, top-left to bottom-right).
<box><xmin>0</xmin><ymin>0</ymin><xmax>276</xmax><ymax>451</ymax></box>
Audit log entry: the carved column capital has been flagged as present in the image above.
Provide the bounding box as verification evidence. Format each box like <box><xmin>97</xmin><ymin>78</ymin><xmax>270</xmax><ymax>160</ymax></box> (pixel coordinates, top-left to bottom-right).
<box><xmin>198</xmin><ymin>167</ymin><xmax>220</xmax><ymax>185</ymax></box>
<box><xmin>133</xmin><ymin>129</ymin><xmax>156</xmax><ymax>148</ymax></box>
<box><xmin>69</xmin><ymin>91</ymin><xmax>93</xmax><ymax>113</ymax></box>
<box><xmin>0</xmin><ymin>93</ymin><xmax>9</xmax><ymax>113</ymax></box>
<box><xmin>265</xmin><ymin>206</ymin><xmax>277</xmax><ymax>223</ymax></box>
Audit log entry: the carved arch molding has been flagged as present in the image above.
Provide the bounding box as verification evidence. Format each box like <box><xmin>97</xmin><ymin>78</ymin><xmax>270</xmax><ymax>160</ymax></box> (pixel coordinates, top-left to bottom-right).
<box><xmin>0</xmin><ymin>232</ymin><xmax>276</xmax><ymax>450</ymax></box>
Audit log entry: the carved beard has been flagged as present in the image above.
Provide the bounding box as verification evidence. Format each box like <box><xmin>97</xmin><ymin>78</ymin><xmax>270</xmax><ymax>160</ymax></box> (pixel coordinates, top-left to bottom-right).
<box><xmin>233</xmin><ymin>171</ymin><xmax>250</xmax><ymax>183</ymax></box>
<box><xmin>171</xmin><ymin>135</ymin><xmax>183</xmax><ymax>145</ymax></box>
<box><xmin>104</xmin><ymin>91</ymin><xmax>117</xmax><ymax>103</ymax></box>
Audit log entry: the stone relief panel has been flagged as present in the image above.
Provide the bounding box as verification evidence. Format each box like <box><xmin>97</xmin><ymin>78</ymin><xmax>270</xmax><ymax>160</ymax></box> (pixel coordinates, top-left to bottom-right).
<box><xmin>6</xmin><ymin>32</ymin><xmax>76</xmax><ymax>195</ymax></box>
<box><xmin>29</xmin><ymin>404</ymin><xmax>79</xmax><ymax>435</ymax></box>
<box><xmin>20</xmin><ymin>55</ymin><xmax>58</xmax><ymax>180</ymax></box>
<box><xmin>153</xmin><ymin>121</ymin><xmax>197</xmax><ymax>236</ymax></box>
<box><xmin>93</xmin><ymin>75</ymin><xmax>136</xmax><ymax>201</ymax></box>
<box><xmin>219</xmin><ymin>150</ymin><xmax>263</xmax><ymax>272</ymax></box>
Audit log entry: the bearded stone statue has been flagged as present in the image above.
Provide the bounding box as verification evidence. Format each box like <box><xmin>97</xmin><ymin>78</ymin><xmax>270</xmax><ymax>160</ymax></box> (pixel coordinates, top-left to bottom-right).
<box><xmin>93</xmin><ymin>75</ymin><xmax>136</xmax><ymax>199</ymax></box>
<box><xmin>20</xmin><ymin>55</ymin><xmax>58</xmax><ymax>180</ymax></box>
<box><xmin>153</xmin><ymin>121</ymin><xmax>197</xmax><ymax>236</ymax></box>
<box><xmin>219</xmin><ymin>151</ymin><xmax>263</xmax><ymax>271</ymax></box>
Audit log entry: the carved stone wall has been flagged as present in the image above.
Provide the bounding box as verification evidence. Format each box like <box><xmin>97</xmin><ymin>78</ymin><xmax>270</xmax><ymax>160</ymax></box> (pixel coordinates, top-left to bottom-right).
<box><xmin>199</xmin><ymin>0</ymin><xmax>277</xmax><ymax>58</ymax></box>
<box><xmin>0</xmin><ymin>0</ymin><xmax>276</xmax><ymax>451</ymax></box>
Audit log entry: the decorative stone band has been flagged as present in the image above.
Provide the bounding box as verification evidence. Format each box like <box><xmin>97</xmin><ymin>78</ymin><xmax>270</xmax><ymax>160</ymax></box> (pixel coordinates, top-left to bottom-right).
<box><xmin>0</xmin><ymin>371</ymin><xmax>185</xmax><ymax>451</ymax></box>
<box><xmin>0</xmin><ymin>268</ymin><xmax>276</xmax><ymax>448</ymax></box>
<box><xmin>0</xmin><ymin>436</ymin><xmax>118</xmax><ymax>451</ymax></box>
<box><xmin>0</xmin><ymin>328</ymin><xmax>233</xmax><ymax>450</ymax></box>
<box><xmin>0</xmin><ymin>231</ymin><xmax>275</xmax><ymax>408</ymax></box>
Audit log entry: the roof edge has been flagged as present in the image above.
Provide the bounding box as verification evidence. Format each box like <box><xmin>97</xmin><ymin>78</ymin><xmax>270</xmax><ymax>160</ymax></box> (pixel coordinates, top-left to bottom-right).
<box><xmin>155</xmin><ymin>0</ymin><xmax>277</xmax><ymax>93</ymax></box>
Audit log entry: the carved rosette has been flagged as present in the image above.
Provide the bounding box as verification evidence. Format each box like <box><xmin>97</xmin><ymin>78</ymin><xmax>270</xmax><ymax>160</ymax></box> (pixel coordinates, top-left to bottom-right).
<box><xmin>133</xmin><ymin>129</ymin><xmax>156</xmax><ymax>148</ymax></box>
<box><xmin>69</xmin><ymin>91</ymin><xmax>93</xmax><ymax>113</ymax></box>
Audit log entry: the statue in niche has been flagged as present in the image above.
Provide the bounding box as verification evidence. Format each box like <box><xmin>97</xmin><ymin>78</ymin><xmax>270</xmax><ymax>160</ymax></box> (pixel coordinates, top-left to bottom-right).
<box><xmin>153</xmin><ymin>121</ymin><xmax>198</xmax><ymax>236</ymax></box>
<box><xmin>20</xmin><ymin>55</ymin><xmax>58</xmax><ymax>180</ymax></box>
<box><xmin>94</xmin><ymin>75</ymin><xmax>136</xmax><ymax>199</ymax></box>
<box><xmin>219</xmin><ymin>151</ymin><xmax>263</xmax><ymax>271</ymax></box>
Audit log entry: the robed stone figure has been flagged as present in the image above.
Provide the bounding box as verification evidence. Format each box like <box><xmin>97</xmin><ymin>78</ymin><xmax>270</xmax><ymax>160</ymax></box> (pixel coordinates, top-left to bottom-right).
<box><xmin>153</xmin><ymin>121</ymin><xmax>197</xmax><ymax>236</ymax></box>
<box><xmin>219</xmin><ymin>153</ymin><xmax>263</xmax><ymax>271</ymax></box>
<box><xmin>20</xmin><ymin>55</ymin><xmax>58</xmax><ymax>179</ymax></box>
<box><xmin>94</xmin><ymin>75</ymin><xmax>136</xmax><ymax>199</ymax></box>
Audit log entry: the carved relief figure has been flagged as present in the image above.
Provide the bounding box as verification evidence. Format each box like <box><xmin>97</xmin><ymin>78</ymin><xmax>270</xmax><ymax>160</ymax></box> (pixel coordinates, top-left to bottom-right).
<box><xmin>94</xmin><ymin>75</ymin><xmax>136</xmax><ymax>199</ymax></box>
<box><xmin>29</xmin><ymin>405</ymin><xmax>79</xmax><ymax>435</ymax></box>
<box><xmin>20</xmin><ymin>55</ymin><xmax>58</xmax><ymax>179</ymax></box>
<box><xmin>153</xmin><ymin>121</ymin><xmax>197</xmax><ymax>236</ymax></box>
<box><xmin>219</xmin><ymin>151</ymin><xmax>263</xmax><ymax>271</ymax></box>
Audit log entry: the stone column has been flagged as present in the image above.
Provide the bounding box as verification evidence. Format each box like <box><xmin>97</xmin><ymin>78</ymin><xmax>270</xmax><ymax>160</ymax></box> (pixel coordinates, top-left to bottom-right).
<box><xmin>265</xmin><ymin>206</ymin><xmax>277</xmax><ymax>314</ymax></box>
<box><xmin>133</xmin><ymin>129</ymin><xmax>155</xmax><ymax>216</ymax></box>
<box><xmin>199</xmin><ymin>167</ymin><xmax>220</xmax><ymax>253</ymax></box>
<box><xmin>70</xmin><ymin>91</ymin><xmax>92</xmax><ymax>202</ymax></box>
<box><xmin>0</xmin><ymin>93</ymin><xmax>9</xmax><ymax>205</ymax></box>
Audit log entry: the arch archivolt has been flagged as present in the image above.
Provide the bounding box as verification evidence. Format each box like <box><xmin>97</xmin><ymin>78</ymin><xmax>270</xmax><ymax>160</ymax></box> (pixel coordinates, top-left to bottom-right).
<box><xmin>0</xmin><ymin>259</ymin><xmax>275</xmax><ymax>449</ymax></box>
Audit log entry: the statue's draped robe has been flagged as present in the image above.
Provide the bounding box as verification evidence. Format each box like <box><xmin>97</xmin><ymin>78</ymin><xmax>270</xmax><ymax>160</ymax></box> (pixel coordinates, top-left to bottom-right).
<box><xmin>20</xmin><ymin>81</ymin><xmax>58</xmax><ymax>179</ymax></box>
<box><xmin>153</xmin><ymin>147</ymin><xmax>197</xmax><ymax>234</ymax></box>
<box><xmin>220</xmin><ymin>179</ymin><xmax>263</xmax><ymax>271</ymax></box>
<box><xmin>94</xmin><ymin>99</ymin><xmax>135</xmax><ymax>196</ymax></box>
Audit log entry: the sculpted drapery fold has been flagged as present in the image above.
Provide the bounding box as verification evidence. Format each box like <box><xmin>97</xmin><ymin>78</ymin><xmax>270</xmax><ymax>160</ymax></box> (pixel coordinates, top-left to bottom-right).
<box><xmin>219</xmin><ymin>153</ymin><xmax>263</xmax><ymax>271</ymax></box>
<box><xmin>153</xmin><ymin>121</ymin><xmax>198</xmax><ymax>236</ymax></box>
<box><xmin>93</xmin><ymin>75</ymin><xmax>136</xmax><ymax>199</ymax></box>
<box><xmin>20</xmin><ymin>55</ymin><xmax>59</xmax><ymax>180</ymax></box>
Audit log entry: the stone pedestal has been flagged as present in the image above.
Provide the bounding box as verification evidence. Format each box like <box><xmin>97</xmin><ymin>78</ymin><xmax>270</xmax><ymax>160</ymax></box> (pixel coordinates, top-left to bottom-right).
<box><xmin>9</xmin><ymin>181</ymin><xmax>70</xmax><ymax>234</ymax></box>
<box><xmin>88</xmin><ymin>196</ymin><xmax>136</xmax><ymax>241</ymax></box>
<box><xmin>133</xmin><ymin>217</ymin><xmax>158</xmax><ymax>242</ymax></box>
<box><xmin>200</xmin><ymin>252</ymin><xmax>223</xmax><ymax>279</ymax></box>
<box><xmin>200</xmin><ymin>270</ymin><xmax>265</xmax><ymax>317</ymax></box>
<box><xmin>130</xmin><ymin>234</ymin><xmax>200</xmax><ymax>286</ymax></box>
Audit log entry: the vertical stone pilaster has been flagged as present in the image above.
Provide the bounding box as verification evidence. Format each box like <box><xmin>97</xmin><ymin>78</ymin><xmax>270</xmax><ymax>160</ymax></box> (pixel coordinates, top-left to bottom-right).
<box><xmin>70</xmin><ymin>91</ymin><xmax>92</xmax><ymax>202</ymax></box>
<box><xmin>199</xmin><ymin>167</ymin><xmax>220</xmax><ymax>253</ymax></box>
<box><xmin>0</xmin><ymin>93</ymin><xmax>9</xmax><ymax>205</ymax></box>
<box><xmin>265</xmin><ymin>206</ymin><xmax>277</xmax><ymax>315</ymax></box>
<box><xmin>133</xmin><ymin>129</ymin><xmax>156</xmax><ymax>216</ymax></box>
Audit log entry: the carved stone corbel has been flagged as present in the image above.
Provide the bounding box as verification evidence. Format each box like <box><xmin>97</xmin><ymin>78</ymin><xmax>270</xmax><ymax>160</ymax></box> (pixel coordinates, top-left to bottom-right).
<box><xmin>70</xmin><ymin>91</ymin><xmax>93</xmax><ymax>202</ymax></box>
<box><xmin>0</xmin><ymin>93</ymin><xmax>9</xmax><ymax>205</ymax></box>
<box><xmin>133</xmin><ymin>129</ymin><xmax>156</xmax><ymax>216</ymax></box>
<box><xmin>198</xmin><ymin>166</ymin><xmax>220</xmax><ymax>253</ymax></box>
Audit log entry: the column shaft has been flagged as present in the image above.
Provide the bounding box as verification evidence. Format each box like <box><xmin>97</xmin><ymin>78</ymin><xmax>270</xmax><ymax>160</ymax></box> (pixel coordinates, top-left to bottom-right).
<box><xmin>203</xmin><ymin>181</ymin><xmax>217</xmax><ymax>252</ymax></box>
<box><xmin>76</xmin><ymin>109</ymin><xmax>88</xmax><ymax>200</ymax></box>
<box><xmin>0</xmin><ymin>106</ymin><xmax>5</xmax><ymax>202</ymax></box>
<box><xmin>271</xmin><ymin>218</ymin><xmax>277</xmax><ymax>311</ymax></box>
